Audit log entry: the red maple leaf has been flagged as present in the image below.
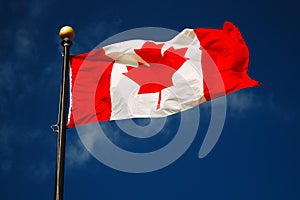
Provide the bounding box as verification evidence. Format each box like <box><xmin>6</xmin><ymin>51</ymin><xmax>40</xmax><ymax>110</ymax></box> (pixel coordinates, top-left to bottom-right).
<box><xmin>123</xmin><ymin>42</ymin><xmax>189</xmax><ymax>109</ymax></box>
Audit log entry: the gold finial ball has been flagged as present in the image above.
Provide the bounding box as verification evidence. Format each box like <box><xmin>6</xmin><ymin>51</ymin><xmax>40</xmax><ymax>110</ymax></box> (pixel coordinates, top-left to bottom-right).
<box><xmin>59</xmin><ymin>26</ymin><xmax>75</xmax><ymax>40</ymax></box>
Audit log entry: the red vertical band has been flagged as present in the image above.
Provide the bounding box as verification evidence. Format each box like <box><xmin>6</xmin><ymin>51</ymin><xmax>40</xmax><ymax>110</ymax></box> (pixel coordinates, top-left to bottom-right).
<box><xmin>194</xmin><ymin>21</ymin><xmax>260</xmax><ymax>100</ymax></box>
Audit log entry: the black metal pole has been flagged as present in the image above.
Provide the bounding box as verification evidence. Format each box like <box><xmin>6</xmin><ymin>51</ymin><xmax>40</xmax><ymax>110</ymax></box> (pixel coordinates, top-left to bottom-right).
<box><xmin>54</xmin><ymin>26</ymin><xmax>74</xmax><ymax>200</ymax></box>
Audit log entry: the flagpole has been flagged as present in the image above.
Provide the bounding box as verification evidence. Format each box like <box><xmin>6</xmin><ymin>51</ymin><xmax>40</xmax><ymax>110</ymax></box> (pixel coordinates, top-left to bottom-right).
<box><xmin>54</xmin><ymin>26</ymin><xmax>74</xmax><ymax>200</ymax></box>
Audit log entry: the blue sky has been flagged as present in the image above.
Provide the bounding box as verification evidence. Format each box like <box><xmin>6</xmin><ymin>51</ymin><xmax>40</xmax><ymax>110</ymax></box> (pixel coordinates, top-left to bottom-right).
<box><xmin>0</xmin><ymin>0</ymin><xmax>299</xmax><ymax>199</ymax></box>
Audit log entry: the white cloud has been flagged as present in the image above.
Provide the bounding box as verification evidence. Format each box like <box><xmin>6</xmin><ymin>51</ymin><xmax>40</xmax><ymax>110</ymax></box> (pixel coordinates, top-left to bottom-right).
<box><xmin>28</xmin><ymin>162</ymin><xmax>51</xmax><ymax>180</ymax></box>
<box><xmin>66</xmin><ymin>138</ymin><xmax>91</xmax><ymax>167</ymax></box>
<box><xmin>227</xmin><ymin>90</ymin><xmax>262</xmax><ymax>115</ymax></box>
<box><xmin>3</xmin><ymin>0</ymin><xmax>49</xmax><ymax>59</ymax></box>
<box><xmin>14</xmin><ymin>28</ymin><xmax>37</xmax><ymax>57</ymax></box>
<box><xmin>0</xmin><ymin>126</ymin><xmax>54</xmax><ymax>180</ymax></box>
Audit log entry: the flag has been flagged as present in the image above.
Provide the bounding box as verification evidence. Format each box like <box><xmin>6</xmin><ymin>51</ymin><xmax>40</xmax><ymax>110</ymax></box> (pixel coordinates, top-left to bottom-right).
<box><xmin>67</xmin><ymin>22</ymin><xmax>260</xmax><ymax>128</ymax></box>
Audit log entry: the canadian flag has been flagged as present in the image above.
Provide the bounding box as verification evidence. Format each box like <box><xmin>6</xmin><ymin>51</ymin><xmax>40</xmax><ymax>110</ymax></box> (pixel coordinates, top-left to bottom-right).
<box><xmin>67</xmin><ymin>22</ymin><xmax>260</xmax><ymax>128</ymax></box>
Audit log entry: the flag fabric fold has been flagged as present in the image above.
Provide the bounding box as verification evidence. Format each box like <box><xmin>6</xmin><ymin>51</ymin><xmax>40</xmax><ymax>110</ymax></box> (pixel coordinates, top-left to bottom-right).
<box><xmin>67</xmin><ymin>22</ymin><xmax>260</xmax><ymax>128</ymax></box>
